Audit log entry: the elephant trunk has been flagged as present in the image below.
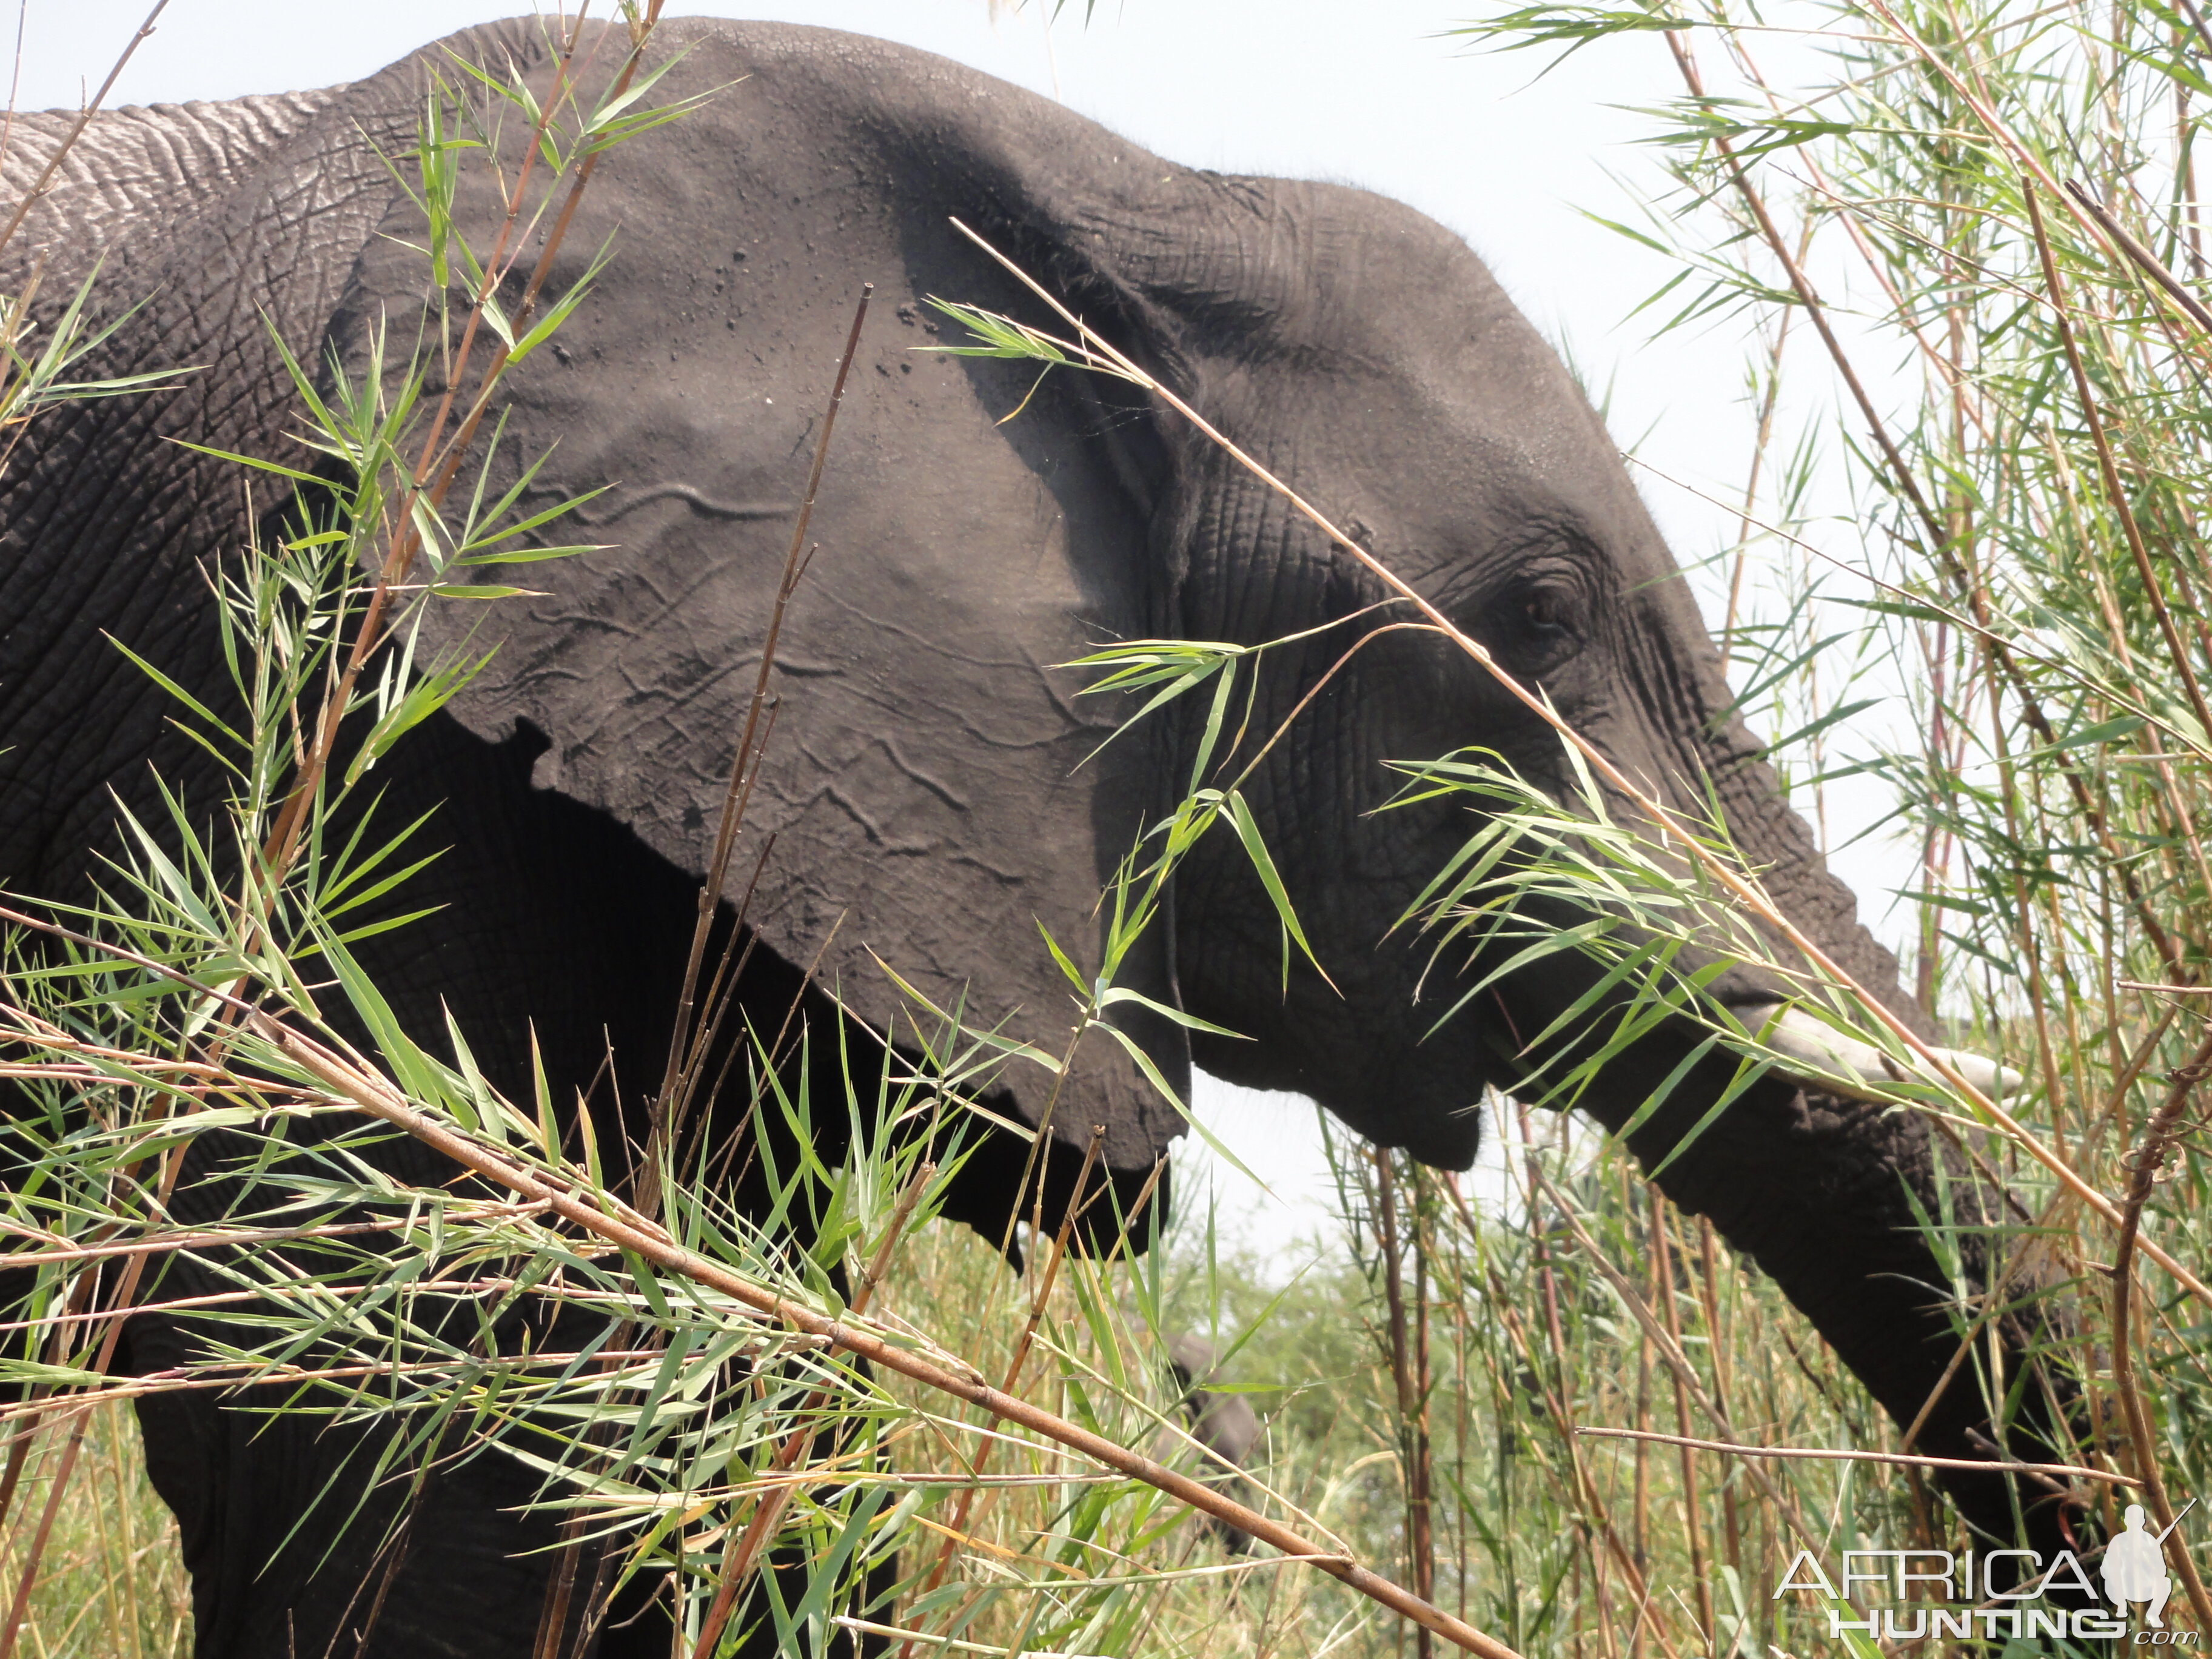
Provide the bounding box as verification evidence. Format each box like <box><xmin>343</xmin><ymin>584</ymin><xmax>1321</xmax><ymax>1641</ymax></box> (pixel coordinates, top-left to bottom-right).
<box><xmin>1526</xmin><ymin>589</ymin><xmax>2085</xmax><ymax>1547</ymax></box>
<box><xmin>1500</xmin><ymin>947</ymin><xmax>2078</xmax><ymax>1557</ymax></box>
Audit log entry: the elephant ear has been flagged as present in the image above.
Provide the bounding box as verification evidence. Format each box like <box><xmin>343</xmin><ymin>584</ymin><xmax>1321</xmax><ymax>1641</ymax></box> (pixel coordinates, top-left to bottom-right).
<box><xmin>326</xmin><ymin>19</ymin><xmax>1194</xmax><ymax>1172</ymax></box>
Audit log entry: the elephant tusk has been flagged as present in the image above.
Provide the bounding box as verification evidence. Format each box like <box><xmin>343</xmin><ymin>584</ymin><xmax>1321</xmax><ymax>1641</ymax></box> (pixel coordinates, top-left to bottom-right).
<box><xmin>1736</xmin><ymin>1001</ymin><xmax>2023</xmax><ymax>1104</ymax></box>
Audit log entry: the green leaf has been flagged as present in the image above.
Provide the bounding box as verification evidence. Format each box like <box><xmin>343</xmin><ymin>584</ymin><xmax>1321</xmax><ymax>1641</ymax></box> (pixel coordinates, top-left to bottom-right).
<box><xmin>1097</xmin><ymin>985</ymin><xmax>1249</xmax><ymax>1039</ymax></box>
<box><xmin>1034</xmin><ymin>920</ymin><xmax>1091</xmax><ymax>999</ymax></box>
<box><xmin>164</xmin><ymin>441</ymin><xmax>325</xmax><ymax>485</ymax></box>
<box><xmin>1221</xmin><ymin>789</ymin><xmax>1329</xmax><ymax>991</ymax></box>
<box><xmin>2040</xmin><ymin>713</ymin><xmax>2147</xmax><ymax>754</ymax></box>
<box><xmin>1446</xmin><ymin>2</ymin><xmax>1694</xmax><ymax>66</ymax></box>
<box><xmin>509</xmin><ymin>236</ymin><xmax>617</xmax><ymax>364</ymax></box>
<box><xmin>1094</xmin><ymin>1021</ymin><xmax>1268</xmax><ymax>1190</ymax></box>
<box><xmin>103</xmin><ymin>633</ymin><xmax>244</xmax><ymax>745</ymax></box>
<box><xmin>1758</xmin><ymin>696</ymin><xmax>1882</xmax><ymax>754</ymax></box>
<box><xmin>448</xmin><ymin>543</ymin><xmax>605</xmax><ymax>566</ymax></box>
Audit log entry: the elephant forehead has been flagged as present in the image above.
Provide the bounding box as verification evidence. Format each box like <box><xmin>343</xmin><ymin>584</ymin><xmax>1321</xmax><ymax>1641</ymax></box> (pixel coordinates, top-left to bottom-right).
<box><xmin>1336</xmin><ymin>357</ymin><xmax>1657</xmax><ymax>568</ymax></box>
<box><xmin>1179</xmin><ymin>190</ymin><xmax>1614</xmax><ymax>471</ymax></box>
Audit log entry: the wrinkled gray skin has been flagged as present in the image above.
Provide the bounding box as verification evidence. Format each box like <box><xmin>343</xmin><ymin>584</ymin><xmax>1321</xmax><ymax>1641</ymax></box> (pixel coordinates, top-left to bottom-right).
<box><xmin>1</xmin><ymin>18</ymin><xmax>2071</xmax><ymax>1657</ymax></box>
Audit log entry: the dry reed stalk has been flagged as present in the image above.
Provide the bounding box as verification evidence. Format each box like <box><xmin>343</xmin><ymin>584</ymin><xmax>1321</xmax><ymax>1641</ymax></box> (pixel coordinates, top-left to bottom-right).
<box><xmin>1523</xmin><ymin>1165</ymin><xmax>1826</xmax><ymax>1561</ymax></box>
<box><xmin>1375</xmin><ymin>1149</ymin><xmax>1435</xmax><ymax>1659</ymax></box>
<box><xmin>648</xmin><ymin>284</ymin><xmax>873</xmax><ymax>1159</ymax></box>
<box><xmin>1720</xmin><ymin>303</ymin><xmax>1796</xmax><ymax>653</ymax></box>
<box><xmin>1413</xmin><ymin>1172</ymin><xmax>1435</xmax><ymax>1629</ymax></box>
<box><xmin>2108</xmin><ymin>1029</ymin><xmax>2212</xmax><ymax>1631</ymax></box>
<box><xmin>1689</xmin><ymin>1222</ymin><xmax>1741</xmax><ymax>1576</ymax></box>
<box><xmin>1477</xmin><ymin>1121</ymin><xmax>1663</xmax><ymax>1659</ymax></box>
<box><xmin>534</xmin><ymin>271</ymin><xmax>870</xmax><ymax>1659</ymax></box>
<box><xmin>1646</xmin><ymin>1193</ymin><xmax>1711</xmax><ymax>1644</ymax></box>
<box><xmin>1572</xmin><ymin>1427</ymin><xmax>2137</xmax><ymax>1485</ymax></box>
<box><xmin>0</xmin><ymin>1206</ymin><xmax>549</xmax><ymax>1272</ymax></box>
<box><xmin>1627</xmin><ymin>1165</ymin><xmax>1652</xmax><ymax>1659</ymax></box>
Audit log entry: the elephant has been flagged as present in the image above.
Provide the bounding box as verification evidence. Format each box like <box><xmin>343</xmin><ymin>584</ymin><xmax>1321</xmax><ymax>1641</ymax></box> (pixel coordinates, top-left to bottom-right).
<box><xmin>0</xmin><ymin>15</ymin><xmax>2073</xmax><ymax>1656</ymax></box>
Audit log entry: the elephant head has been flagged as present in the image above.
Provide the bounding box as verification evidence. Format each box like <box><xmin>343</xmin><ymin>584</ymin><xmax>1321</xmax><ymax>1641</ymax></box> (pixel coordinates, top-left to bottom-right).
<box><xmin>0</xmin><ymin>14</ymin><xmax>2069</xmax><ymax>1652</ymax></box>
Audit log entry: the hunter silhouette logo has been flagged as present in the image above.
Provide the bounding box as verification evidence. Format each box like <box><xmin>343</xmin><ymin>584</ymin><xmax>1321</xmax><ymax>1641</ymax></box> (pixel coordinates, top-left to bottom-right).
<box><xmin>2107</xmin><ymin>1501</ymin><xmax>2194</xmax><ymax>1631</ymax></box>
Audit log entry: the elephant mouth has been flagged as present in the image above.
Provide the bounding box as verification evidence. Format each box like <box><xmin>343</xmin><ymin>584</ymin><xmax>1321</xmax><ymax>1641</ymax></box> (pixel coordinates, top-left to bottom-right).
<box><xmin>1726</xmin><ymin>996</ymin><xmax>2020</xmax><ymax>1105</ymax></box>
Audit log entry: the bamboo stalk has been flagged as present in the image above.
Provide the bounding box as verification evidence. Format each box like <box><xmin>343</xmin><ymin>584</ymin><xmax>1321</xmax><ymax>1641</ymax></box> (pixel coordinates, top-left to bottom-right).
<box><xmin>1375</xmin><ymin>1149</ymin><xmax>1435</xmax><ymax>1659</ymax></box>
<box><xmin>2107</xmin><ymin>1031</ymin><xmax>2212</xmax><ymax>1631</ymax></box>
<box><xmin>1647</xmin><ymin>1194</ymin><xmax>1712</xmax><ymax>1644</ymax></box>
<box><xmin>1573</xmin><ymin>1427</ymin><xmax>2139</xmax><ymax>1486</ymax></box>
<box><xmin>649</xmin><ymin>283</ymin><xmax>874</xmax><ymax>1161</ymax></box>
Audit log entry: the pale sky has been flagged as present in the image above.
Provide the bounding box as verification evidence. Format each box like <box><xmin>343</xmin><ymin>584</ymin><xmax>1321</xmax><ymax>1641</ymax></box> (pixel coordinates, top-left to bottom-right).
<box><xmin>21</xmin><ymin>2</ymin><xmax>1905</xmax><ymax>1257</ymax></box>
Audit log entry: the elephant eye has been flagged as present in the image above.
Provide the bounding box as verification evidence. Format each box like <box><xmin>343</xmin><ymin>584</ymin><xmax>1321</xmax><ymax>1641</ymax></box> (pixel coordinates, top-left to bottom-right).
<box><xmin>1495</xmin><ymin>576</ymin><xmax>1584</xmax><ymax>671</ymax></box>
<box><xmin>1522</xmin><ymin>588</ymin><xmax>1570</xmax><ymax>631</ymax></box>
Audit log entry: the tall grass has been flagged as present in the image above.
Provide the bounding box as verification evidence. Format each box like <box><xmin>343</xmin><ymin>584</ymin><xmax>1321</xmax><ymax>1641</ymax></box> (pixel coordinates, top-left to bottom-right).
<box><xmin>9</xmin><ymin>0</ymin><xmax>2212</xmax><ymax>1655</ymax></box>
